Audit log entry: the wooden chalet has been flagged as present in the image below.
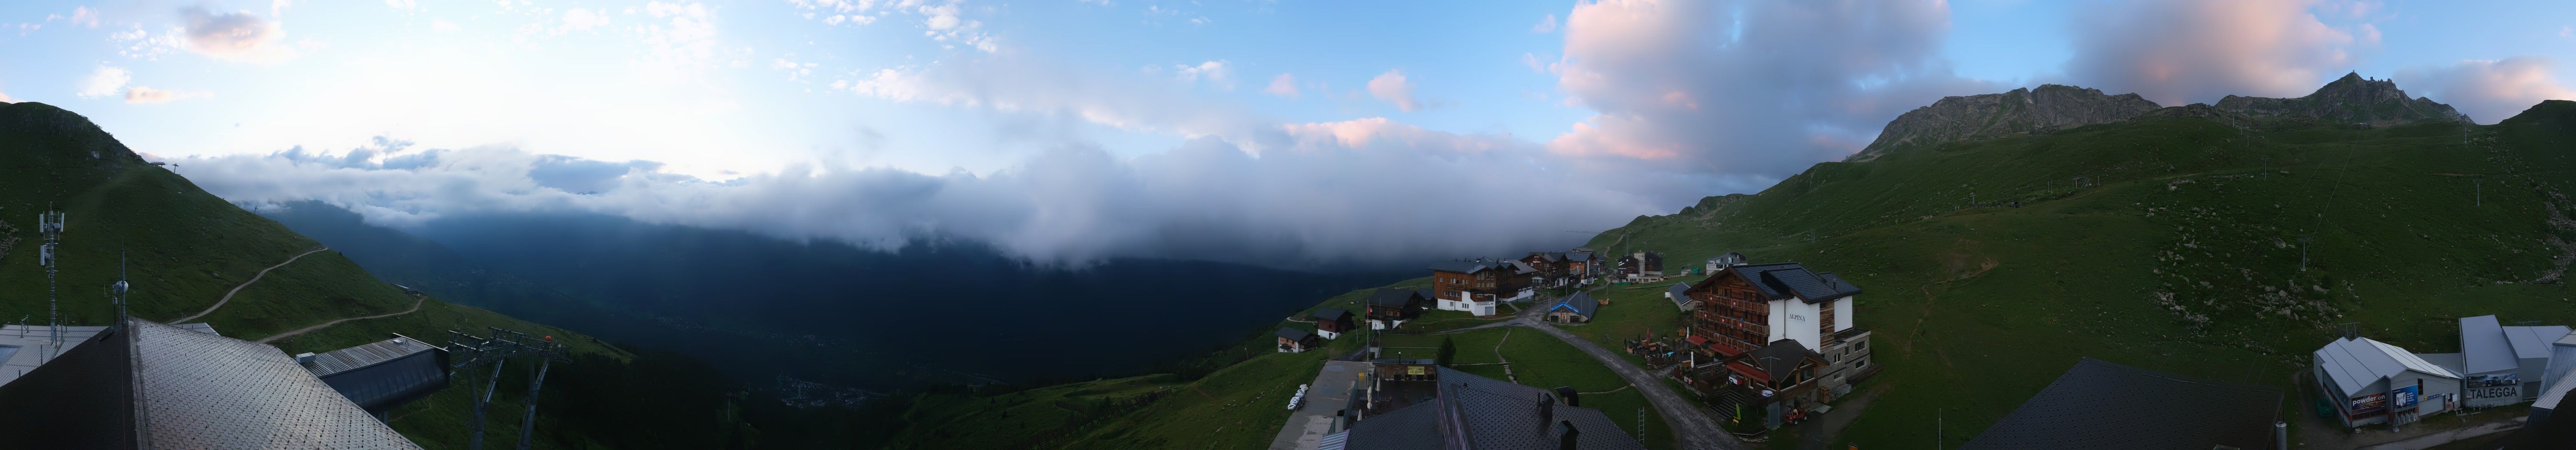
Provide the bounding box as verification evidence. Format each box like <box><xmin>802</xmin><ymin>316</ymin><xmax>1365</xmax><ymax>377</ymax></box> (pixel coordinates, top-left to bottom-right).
<box><xmin>1677</xmin><ymin>262</ymin><xmax>1877</xmax><ymax>415</ymax></box>
<box><xmin>1619</xmin><ymin>252</ymin><xmax>1666</xmax><ymax>281</ymax></box>
<box><xmin>1428</xmin><ymin>259</ymin><xmax>1532</xmax><ymax>316</ymax></box>
<box><xmin>1704</xmin><ymin>339</ymin><xmax>1829</xmax><ymax>430</ymax></box>
<box><xmin>1364</xmin><ymin>289</ymin><xmax>1429</xmax><ymax>330</ymax></box>
<box><xmin>1277</xmin><ymin>327</ymin><xmax>1322</xmax><ymax>353</ymax></box>
<box><xmin>1311</xmin><ymin>308</ymin><xmax>1355</xmax><ymax>339</ymax></box>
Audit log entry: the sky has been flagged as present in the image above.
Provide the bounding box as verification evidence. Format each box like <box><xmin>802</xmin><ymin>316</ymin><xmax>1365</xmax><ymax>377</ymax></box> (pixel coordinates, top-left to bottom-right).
<box><xmin>1</xmin><ymin>0</ymin><xmax>2572</xmax><ymax>268</ymax></box>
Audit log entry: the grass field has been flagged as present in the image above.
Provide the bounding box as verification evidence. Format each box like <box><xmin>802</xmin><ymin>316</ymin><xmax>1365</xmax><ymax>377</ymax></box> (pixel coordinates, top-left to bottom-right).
<box><xmin>1582</xmin><ymin>101</ymin><xmax>2576</xmax><ymax>448</ymax></box>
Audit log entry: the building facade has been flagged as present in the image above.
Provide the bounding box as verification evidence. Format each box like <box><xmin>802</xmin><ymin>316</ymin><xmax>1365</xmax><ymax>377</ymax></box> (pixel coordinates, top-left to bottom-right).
<box><xmin>1427</xmin><ymin>259</ymin><xmax>1531</xmax><ymax>316</ymax></box>
<box><xmin>1676</xmin><ymin>262</ymin><xmax>1874</xmax><ymax>425</ymax></box>
<box><xmin>2313</xmin><ymin>337</ymin><xmax>2462</xmax><ymax>428</ymax></box>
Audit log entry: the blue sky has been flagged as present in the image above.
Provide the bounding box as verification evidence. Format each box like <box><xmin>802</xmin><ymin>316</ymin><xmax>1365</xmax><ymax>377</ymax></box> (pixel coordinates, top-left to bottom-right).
<box><xmin>2</xmin><ymin>0</ymin><xmax>2572</xmax><ymax>266</ymax></box>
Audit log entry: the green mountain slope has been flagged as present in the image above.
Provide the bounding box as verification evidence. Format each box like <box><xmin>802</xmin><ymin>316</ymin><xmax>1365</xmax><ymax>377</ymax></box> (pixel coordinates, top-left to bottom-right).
<box><xmin>0</xmin><ymin>102</ymin><xmax>756</xmax><ymax>449</ymax></box>
<box><xmin>1588</xmin><ymin>99</ymin><xmax>2576</xmax><ymax>447</ymax></box>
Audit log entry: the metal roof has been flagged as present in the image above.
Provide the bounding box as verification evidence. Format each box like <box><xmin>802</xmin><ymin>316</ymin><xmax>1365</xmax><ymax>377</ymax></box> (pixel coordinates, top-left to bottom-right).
<box><xmin>1725</xmin><ymin>263</ymin><xmax>1862</xmax><ymax>303</ymax></box>
<box><xmin>1311</xmin><ymin>308</ymin><xmax>1353</xmax><ymax>322</ymax></box>
<box><xmin>2504</xmin><ymin>326</ymin><xmax>2570</xmax><ymax>359</ymax></box>
<box><xmin>1367</xmin><ymin>288</ymin><xmax>1424</xmax><ymax>307</ymax></box>
<box><xmin>0</xmin><ymin>319</ymin><xmax>419</xmax><ymax>449</ymax></box>
<box><xmin>2313</xmin><ymin>337</ymin><xmax>2460</xmax><ymax>397</ymax></box>
<box><xmin>0</xmin><ymin>323</ymin><xmax>218</xmax><ymax>387</ymax></box>
<box><xmin>1427</xmin><ymin>260</ymin><xmax>1496</xmax><ymax>274</ymax></box>
<box><xmin>2463</xmin><ymin>316</ymin><xmax>2521</xmax><ymax>374</ymax></box>
<box><xmin>302</xmin><ymin>335</ymin><xmax>450</xmax><ymax>417</ymax></box>
<box><xmin>1666</xmin><ymin>281</ymin><xmax>1692</xmax><ymax>301</ymax></box>
<box><xmin>1277</xmin><ymin>327</ymin><xmax>1316</xmax><ymax>342</ymax></box>
<box><xmin>1547</xmin><ymin>292</ymin><xmax>1599</xmax><ymax>318</ymax></box>
<box><xmin>1962</xmin><ymin>358</ymin><xmax>2282</xmax><ymax>450</ymax></box>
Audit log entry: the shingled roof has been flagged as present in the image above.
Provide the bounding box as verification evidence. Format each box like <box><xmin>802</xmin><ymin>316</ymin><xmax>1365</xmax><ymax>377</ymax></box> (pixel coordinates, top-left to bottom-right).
<box><xmin>1961</xmin><ymin>357</ymin><xmax>2282</xmax><ymax>450</ymax></box>
<box><xmin>1341</xmin><ymin>367</ymin><xmax>1646</xmax><ymax>450</ymax></box>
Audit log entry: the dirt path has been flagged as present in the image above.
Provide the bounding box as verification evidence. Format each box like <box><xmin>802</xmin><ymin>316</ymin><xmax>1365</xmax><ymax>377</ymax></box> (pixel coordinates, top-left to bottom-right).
<box><xmin>254</xmin><ymin>295</ymin><xmax>423</xmax><ymax>344</ymax></box>
<box><xmin>175</xmin><ymin>247</ymin><xmax>330</xmax><ymax>323</ymax></box>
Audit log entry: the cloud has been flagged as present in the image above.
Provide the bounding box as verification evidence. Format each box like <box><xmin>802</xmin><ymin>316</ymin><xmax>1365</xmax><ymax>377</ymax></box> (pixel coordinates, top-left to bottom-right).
<box><xmin>1367</xmin><ymin>69</ymin><xmax>1424</xmax><ymax>112</ymax></box>
<box><xmin>1175</xmin><ymin>60</ymin><xmax>1233</xmax><ymax>90</ymax></box>
<box><xmin>78</xmin><ymin>66</ymin><xmax>131</xmax><ymax>98</ymax></box>
<box><xmin>841</xmin><ymin>54</ymin><xmax>1280</xmax><ymax>142</ymax></box>
<box><xmin>2398</xmin><ymin>57</ymin><xmax>2576</xmax><ymax>124</ymax></box>
<box><xmin>1264</xmin><ymin>73</ymin><xmax>1300</xmax><ymax>98</ymax></box>
<box><xmin>182</xmin><ymin>131</ymin><xmax>1662</xmax><ymax>267</ymax></box>
<box><xmin>68</xmin><ymin>7</ymin><xmax>101</xmax><ymax>28</ymax></box>
<box><xmin>1544</xmin><ymin>0</ymin><xmax>1998</xmax><ymax>181</ymax></box>
<box><xmin>2063</xmin><ymin>0</ymin><xmax>2358</xmax><ymax>106</ymax></box>
<box><xmin>0</xmin><ymin>90</ymin><xmax>13</xmax><ymax>103</ymax></box>
<box><xmin>181</xmin><ymin>7</ymin><xmax>298</xmax><ymax>63</ymax></box>
<box><xmin>124</xmin><ymin>86</ymin><xmax>210</xmax><ymax>104</ymax></box>
<box><xmin>561</xmin><ymin>8</ymin><xmax>611</xmax><ymax>32</ymax></box>
<box><xmin>1532</xmin><ymin>14</ymin><xmax>1558</xmax><ymax>33</ymax></box>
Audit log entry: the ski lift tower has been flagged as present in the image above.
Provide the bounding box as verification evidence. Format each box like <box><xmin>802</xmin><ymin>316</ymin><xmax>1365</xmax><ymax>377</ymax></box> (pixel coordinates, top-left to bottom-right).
<box><xmin>37</xmin><ymin>210</ymin><xmax>65</xmax><ymax>343</ymax></box>
<box><xmin>445</xmin><ymin>326</ymin><xmax>572</xmax><ymax>450</ymax></box>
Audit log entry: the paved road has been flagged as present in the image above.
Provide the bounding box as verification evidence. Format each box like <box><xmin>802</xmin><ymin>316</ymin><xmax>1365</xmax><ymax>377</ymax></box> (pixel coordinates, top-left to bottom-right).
<box><xmin>1518</xmin><ymin>317</ymin><xmax>1745</xmax><ymax>450</ymax></box>
<box><xmin>175</xmin><ymin>247</ymin><xmax>331</xmax><ymax>323</ymax></box>
<box><xmin>2355</xmin><ymin>417</ymin><xmax>2527</xmax><ymax>450</ymax></box>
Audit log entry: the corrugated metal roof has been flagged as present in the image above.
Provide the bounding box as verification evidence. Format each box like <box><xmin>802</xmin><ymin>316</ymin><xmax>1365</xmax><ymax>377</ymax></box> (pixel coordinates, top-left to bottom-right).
<box><xmin>2464</xmin><ymin>316</ymin><xmax>2521</xmax><ymax>374</ymax></box>
<box><xmin>2315</xmin><ymin>337</ymin><xmax>2458</xmax><ymax>396</ymax></box>
<box><xmin>301</xmin><ymin>334</ymin><xmax>439</xmax><ymax>377</ymax></box>
<box><xmin>2505</xmin><ymin>326</ymin><xmax>2571</xmax><ymax>359</ymax></box>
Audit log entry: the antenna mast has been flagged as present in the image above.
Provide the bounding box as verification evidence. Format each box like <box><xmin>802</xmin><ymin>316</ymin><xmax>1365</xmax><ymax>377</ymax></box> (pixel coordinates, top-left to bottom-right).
<box><xmin>38</xmin><ymin>208</ymin><xmax>65</xmax><ymax>343</ymax></box>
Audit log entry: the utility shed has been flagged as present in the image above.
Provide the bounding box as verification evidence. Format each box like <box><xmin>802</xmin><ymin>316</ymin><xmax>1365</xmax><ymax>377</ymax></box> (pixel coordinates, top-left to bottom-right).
<box><xmin>1962</xmin><ymin>357</ymin><xmax>2284</xmax><ymax>450</ymax></box>
<box><xmin>0</xmin><ymin>318</ymin><xmax>420</xmax><ymax>449</ymax></box>
<box><xmin>2312</xmin><ymin>337</ymin><xmax>2462</xmax><ymax>427</ymax></box>
<box><xmin>299</xmin><ymin>334</ymin><xmax>451</xmax><ymax>419</ymax></box>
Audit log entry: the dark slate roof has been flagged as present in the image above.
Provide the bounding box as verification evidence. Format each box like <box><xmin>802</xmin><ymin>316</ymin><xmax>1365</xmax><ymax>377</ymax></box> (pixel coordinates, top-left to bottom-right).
<box><xmin>1529</xmin><ymin>252</ymin><xmax>1566</xmax><ymax>263</ymax></box>
<box><xmin>1343</xmin><ymin>367</ymin><xmax>1646</xmax><ymax>450</ymax></box>
<box><xmin>1729</xmin><ymin>263</ymin><xmax>1862</xmax><ymax>303</ymax></box>
<box><xmin>302</xmin><ymin>335</ymin><xmax>451</xmax><ymax>417</ymax></box>
<box><xmin>1667</xmin><ymin>282</ymin><xmax>1693</xmax><ymax>301</ymax></box>
<box><xmin>1428</xmin><ymin>260</ymin><xmax>1497</xmax><ymax>274</ymax></box>
<box><xmin>1747</xmin><ymin>339</ymin><xmax>1821</xmax><ymax>381</ymax></box>
<box><xmin>1312</xmin><ymin>307</ymin><xmax>1353</xmax><ymax>322</ymax></box>
<box><xmin>1564</xmin><ymin>252</ymin><xmax>1594</xmax><ymax>262</ymax></box>
<box><xmin>1548</xmin><ymin>291</ymin><xmax>1600</xmax><ymax>318</ymax></box>
<box><xmin>1961</xmin><ymin>358</ymin><xmax>2283</xmax><ymax>450</ymax></box>
<box><xmin>0</xmin><ymin>319</ymin><xmax>421</xmax><ymax>449</ymax></box>
<box><xmin>1367</xmin><ymin>288</ymin><xmax>1424</xmax><ymax>307</ymax></box>
<box><xmin>1277</xmin><ymin>327</ymin><xmax>1317</xmax><ymax>342</ymax></box>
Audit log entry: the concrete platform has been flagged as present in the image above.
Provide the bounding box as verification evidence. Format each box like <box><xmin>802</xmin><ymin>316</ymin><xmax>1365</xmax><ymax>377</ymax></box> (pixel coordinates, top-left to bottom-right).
<box><xmin>1269</xmin><ymin>360</ymin><xmax>1372</xmax><ymax>450</ymax></box>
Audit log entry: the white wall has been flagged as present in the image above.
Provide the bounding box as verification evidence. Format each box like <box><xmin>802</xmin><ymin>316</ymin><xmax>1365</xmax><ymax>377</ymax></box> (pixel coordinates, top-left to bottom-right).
<box><xmin>1769</xmin><ymin>298</ymin><xmax>1824</xmax><ymax>351</ymax></box>
<box><xmin>1834</xmin><ymin>297</ymin><xmax>1855</xmax><ymax>331</ymax></box>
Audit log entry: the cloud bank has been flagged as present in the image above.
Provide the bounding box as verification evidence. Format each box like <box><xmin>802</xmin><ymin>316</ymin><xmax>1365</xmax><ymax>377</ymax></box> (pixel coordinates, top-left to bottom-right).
<box><xmin>2400</xmin><ymin>57</ymin><xmax>2576</xmax><ymax>124</ymax></box>
<box><xmin>2064</xmin><ymin>0</ymin><xmax>2359</xmax><ymax>106</ymax></box>
<box><xmin>182</xmin><ymin>129</ymin><xmax>1659</xmax><ymax>268</ymax></box>
<box><xmin>181</xmin><ymin>7</ymin><xmax>298</xmax><ymax>63</ymax></box>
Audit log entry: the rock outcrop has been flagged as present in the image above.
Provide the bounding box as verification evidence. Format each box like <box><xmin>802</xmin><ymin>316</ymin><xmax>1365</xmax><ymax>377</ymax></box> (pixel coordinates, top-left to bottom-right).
<box><xmin>1846</xmin><ymin>84</ymin><xmax>2161</xmax><ymax>162</ymax></box>
<box><xmin>2214</xmin><ymin>72</ymin><xmax>2469</xmax><ymax>125</ymax></box>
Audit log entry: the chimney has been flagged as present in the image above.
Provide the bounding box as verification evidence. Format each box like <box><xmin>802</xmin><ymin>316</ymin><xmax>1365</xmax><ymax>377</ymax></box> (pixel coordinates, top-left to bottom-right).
<box><xmin>1537</xmin><ymin>393</ymin><xmax>1555</xmax><ymax>435</ymax></box>
<box><xmin>1555</xmin><ymin>386</ymin><xmax>1580</xmax><ymax>407</ymax></box>
<box><xmin>1556</xmin><ymin>420</ymin><xmax>1580</xmax><ymax>450</ymax></box>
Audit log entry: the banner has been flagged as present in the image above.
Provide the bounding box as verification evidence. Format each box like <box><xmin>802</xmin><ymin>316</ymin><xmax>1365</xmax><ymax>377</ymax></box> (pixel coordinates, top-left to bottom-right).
<box><xmin>2347</xmin><ymin>392</ymin><xmax>2389</xmax><ymax>417</ymax></box>
<box><xmin>2393</xmin><ymin>385</ymin><xmax>2420</xmax><ymax>409</ymax></box>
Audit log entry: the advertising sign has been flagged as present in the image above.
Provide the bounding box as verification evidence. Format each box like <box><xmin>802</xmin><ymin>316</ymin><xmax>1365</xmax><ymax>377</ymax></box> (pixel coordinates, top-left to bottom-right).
<box><xmin>2393</xmin><ymin>385</ymin><xmax>2420</xmax><ymax>409</ymax></box>
<box><xmin>2468</xmin><ymin>374</ymin><xmax>2521</xmax><ymax>399</ymax></box>
<box><xmin>1408</xmin><ymin>366</ymin><xmax>1425</xmax><ymax>376</ymax></box>
<box><xmin>2346</xmin><ymin>392</ymin><xmax>2389</xmax><ymax>417</ymax></box>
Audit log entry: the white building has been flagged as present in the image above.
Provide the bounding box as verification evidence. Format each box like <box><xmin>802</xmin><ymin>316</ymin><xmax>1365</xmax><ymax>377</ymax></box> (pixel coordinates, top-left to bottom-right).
<box><xmin>2313</xmin><ymin>336</ymin><xmax>2462</xmax><ymax>427</ymax></box>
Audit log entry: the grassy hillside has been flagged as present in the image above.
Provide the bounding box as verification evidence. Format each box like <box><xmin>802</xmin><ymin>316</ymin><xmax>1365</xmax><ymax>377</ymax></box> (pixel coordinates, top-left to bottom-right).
<box><xmin>0</xmin><ymin>102</ymin><xmax>757</xmax><ymax>449</ymax></box>
<box><xmin>1586</xmin><ymin>100</ymin><xmax>2576</xmax><ymax>448</ymax></box>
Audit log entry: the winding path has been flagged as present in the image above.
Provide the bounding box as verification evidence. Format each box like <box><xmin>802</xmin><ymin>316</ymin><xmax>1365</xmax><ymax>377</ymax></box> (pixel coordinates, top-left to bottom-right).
<box><xmin>255</xmin><ymin>295</ymin><xmax>425</xmax><ymax>344</ymax></box>
<box><xmin>175</xmin><ymin>247</ymin><xmax>331</xmax><ymax>323</ymax></box>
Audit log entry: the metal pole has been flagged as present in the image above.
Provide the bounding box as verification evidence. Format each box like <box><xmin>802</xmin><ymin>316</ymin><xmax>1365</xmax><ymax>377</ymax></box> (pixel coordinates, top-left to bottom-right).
<box><xmin>515</xmin><ymin>357</ymin><xmax>554</xmax><ymax>450</ymax></box>
<box><xmin>469</xmin><ymin>359</ymin><xmax>508</xmax><ymax>450</ymax></box>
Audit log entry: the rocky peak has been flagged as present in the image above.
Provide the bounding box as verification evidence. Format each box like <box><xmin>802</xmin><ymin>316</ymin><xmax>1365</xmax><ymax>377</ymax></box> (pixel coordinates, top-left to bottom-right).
<box><xmin>1845</xmin><ymin>84</ymin><xmax>2162</xmax><ymax>162</ymax></box>
<box><xmin>2213</xmin><ymin>72</ymin><xmax>2469</xmax><ymax>125</ymax></box>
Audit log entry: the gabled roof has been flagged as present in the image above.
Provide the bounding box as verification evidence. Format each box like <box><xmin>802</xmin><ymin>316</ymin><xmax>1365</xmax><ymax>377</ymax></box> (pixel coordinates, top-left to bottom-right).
<box><xmin>1563</xmin><ymin>252</ymin><xmax>1594</xmax><ymax>262</ymax></box>
<box><xmin>1277</xmin><ymin>327</ymin><xmax>1317</xmax><ymax>342</ymax></box>
<box><xmin>1428</xmin><ymin>260</ymin><xmax>1499</xmax><ymax>274</ymax></box>
<box><xmin>2504</xmin><ymin>325</ymin><xmax>2571</xmax><ymax>359</ymax></box>
<box><xmin>1509</xmin><ymin>261</ymin><xmax>1541</xmax><ymax>273</ymax></box>
<box><xmin>1746</xmin><ymin>339</ymin><xmax>1822</xmax><ymax>381</ymax></box>
<box><xmin>1312</xmin><ymin>307</ymin><xmax>1353</xmax><ymax>322</ymax></box>
<box><xmin>1707</xmin><ymin>263</ymin><xmax>1862</xmax><ymax>303</ymax></box>
<box><xmin>2313</xmin><ymin>337</ymin><xmax>2460</xmax><ymax>397</ymax></box>
<box><xmin>1961</xmin><ymin>358</ymin><xmax>2283</xmax><ymax>450</ymax></box>
<box><xmin>1367</xmin><ymin>288</ymin><xmax>1425</xmax><ymax>308</ymax></box>
<box><xmin>2464</xmin><ymin>316</ymin><xmax>2521</xmax><ymax>374</ymax></box>
<box><xmin>1527</xmin><ymin>252</ymin><xmax>1566</xmax><ymax>263</ymax></box>
<box><xmin>1666</xmin><ymin>282</ymin><xmax>1693</xmax><ymax>301</ymax></box>
<box><xmin>1341</xmin><ymin>367</ymin><xmax>1646</xmax><ymax>450</ymax></box>
<box><xmin>0</xmin><ymin>319</ymin><xmax>420</xmax><ymax>449</ymax></box>
<box><xmin>1547</xmin><ymin>292</ymin><xmax>1599</xmax><ymax>318</ymax></box>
